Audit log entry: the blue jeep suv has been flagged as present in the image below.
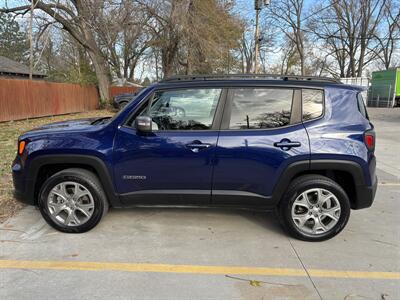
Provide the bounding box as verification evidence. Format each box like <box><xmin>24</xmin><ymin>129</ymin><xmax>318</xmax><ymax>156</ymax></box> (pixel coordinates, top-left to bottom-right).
<box><xmin>12</xmin><ymin>75</ymin><xmax>377</xmax><ymax>241</ymax></box>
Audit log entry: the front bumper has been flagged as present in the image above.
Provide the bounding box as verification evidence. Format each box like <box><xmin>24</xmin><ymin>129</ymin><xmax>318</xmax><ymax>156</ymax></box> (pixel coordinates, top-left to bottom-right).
<box><xmin>12</xmin><ymin>157</ymin><xmax>35</xmax><ymax>205</ymax></box>
<box><xmin>13</xmin><ymin>188</ymin><xmax>33</xmax><ymax>205</ymax></box>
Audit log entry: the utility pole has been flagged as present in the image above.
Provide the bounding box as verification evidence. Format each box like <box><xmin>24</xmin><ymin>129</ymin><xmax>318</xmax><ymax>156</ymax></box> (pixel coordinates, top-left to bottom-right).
<box><xmin>29</xmin><ymin>0</ymin><xmax>34</xmax><ymax>80</ymax></box>
<box><xmin>254</xmin><ymin>0</ymin><xmax>270</xmax><ymax>74</ymax></box>
<box><xmin>254</xmin><ymin>8</ymin><xmax>260</xmax><ymax>74</ymax></box>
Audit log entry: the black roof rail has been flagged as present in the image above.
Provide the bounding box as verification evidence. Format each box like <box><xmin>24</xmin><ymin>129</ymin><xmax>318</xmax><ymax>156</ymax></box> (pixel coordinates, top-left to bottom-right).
<box><xmin>161</xmin><ymin>74</ymin><xmax>342</xmax><ymax>84</ymax></box>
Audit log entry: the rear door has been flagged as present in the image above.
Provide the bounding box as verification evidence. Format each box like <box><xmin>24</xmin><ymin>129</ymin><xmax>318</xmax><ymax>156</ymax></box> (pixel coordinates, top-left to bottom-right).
<box><xmin>212</xmin><ymin>86</ymin><xmax>310</xmax><ymax>206</ymax></box>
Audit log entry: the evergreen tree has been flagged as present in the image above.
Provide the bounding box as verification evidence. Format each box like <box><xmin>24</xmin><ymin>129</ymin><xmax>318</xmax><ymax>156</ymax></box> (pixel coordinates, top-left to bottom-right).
<box><xmin>0</xmin><ymin>13</ymin><xmax>28</xmax><ymax>62</ymax></box>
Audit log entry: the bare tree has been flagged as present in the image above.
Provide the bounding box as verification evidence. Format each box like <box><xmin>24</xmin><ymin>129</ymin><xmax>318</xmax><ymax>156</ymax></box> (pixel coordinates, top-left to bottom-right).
<box><xmin>135</xmin><ymin>0</ymin><xmax>184</xmax><ymax>77</ymax></box>
<box><xmin>369</xmin><ymin>0</ymin><xmax>400</xmax><ymax>69</ymax></box>
<box><xmin>137</xmin><ymin>0</ymin><xmax>242</xmax><ymax>77</ymax></box>
<box><xmin>268</xmin><ymin>0</ymin><xmax>306</xmax><ymax>75</ymax></box>
<box><xmin>95</xmin><ymin>1</ymin><xmax>151</xmax><ymax>80</ymax></box>
<box><xmin>239</xmin><ymin>29</ymin><xmax>254</xmax><ymax>73</ymax></box>
<box><xmin>278</xmin><ymin>35</ymin><xmax>301</xmax><ymax>75</ymax></box>
<box><xmin>308</xmin><ymin>0</ymin><xmax>387</xmax><ymax>77</ymax></box>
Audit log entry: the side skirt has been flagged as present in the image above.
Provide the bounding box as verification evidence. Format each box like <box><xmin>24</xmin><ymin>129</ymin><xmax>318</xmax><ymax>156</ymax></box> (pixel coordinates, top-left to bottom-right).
<box><xmin>119</xmin><ymin>189</ymin><xmax>274</xmax><ymax>209</ymax></box>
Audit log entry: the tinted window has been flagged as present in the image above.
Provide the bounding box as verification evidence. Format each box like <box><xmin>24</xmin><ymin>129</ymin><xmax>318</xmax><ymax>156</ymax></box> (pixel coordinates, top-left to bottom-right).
<box><xmin>228</xmin><ymin>88</ymin><xmax>293</xmax><ymax>129</ymax></box>
<box><xmin>143</xmin><ymin>88</ymin><xmax>221</xmax><ymax>130</ymax></box>
<box><xmin>302</xmin><ymin>89</ymin><xmax>323</xmax><ymax>121</ymax></box>
<box><xmin>357</xmin><ymin>93</ymin><xmax>369</xmax><ymax>119</ymax></box>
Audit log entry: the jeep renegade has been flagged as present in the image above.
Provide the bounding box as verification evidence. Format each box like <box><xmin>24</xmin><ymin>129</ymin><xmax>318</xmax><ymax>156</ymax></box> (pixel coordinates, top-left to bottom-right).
<box><xmin>12</xmin><ymin>75</ymin><xmax>377</xmax><ymax>241</ymax></box>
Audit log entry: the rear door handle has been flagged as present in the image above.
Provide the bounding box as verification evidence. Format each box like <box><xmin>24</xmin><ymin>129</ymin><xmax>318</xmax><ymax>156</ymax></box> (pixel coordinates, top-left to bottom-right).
<box><xmin>186</xmin><ymin>142</ymin><xmax>212</xmax><ymax>152</ymax></box>
<box><xmin>274</xmin><ymin>139</ymin><xmax>301</xmax><ymax>150</ymax></box>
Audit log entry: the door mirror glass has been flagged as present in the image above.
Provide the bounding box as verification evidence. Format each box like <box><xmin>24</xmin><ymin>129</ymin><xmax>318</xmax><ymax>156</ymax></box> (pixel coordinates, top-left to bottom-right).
<box><xmin>135</xmin><ymin>116</ymin><xmax>152</xmax><ymax>133</ymax></box>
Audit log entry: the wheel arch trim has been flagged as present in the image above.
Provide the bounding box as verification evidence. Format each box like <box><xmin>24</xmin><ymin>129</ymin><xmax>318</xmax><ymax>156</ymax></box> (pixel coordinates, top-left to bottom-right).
<box><xmin>26</xmin><ymin>154</ymin><xmax>120</xmax><ymax>207</ymax></box>
<box><xmin>272</xmin><ymin>159</ymin><xmax>369</xmax><ymax>207</ymax></box>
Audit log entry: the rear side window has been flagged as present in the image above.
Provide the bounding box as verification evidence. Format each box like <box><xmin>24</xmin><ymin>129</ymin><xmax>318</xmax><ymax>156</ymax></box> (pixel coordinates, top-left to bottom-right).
<box><xmin>302</xmin><ymin>89</ymin><xmax>323</xmax><ymax>121</ymax></box>
<box><xmin>357</xmin><ymin>93</ymin><xmax>369</xmax><ymax>119</ymax></box>
<box><xmin>228</xmin><ymin>88</ymin><xmax>293</xmax><ymax>129</ymax></box>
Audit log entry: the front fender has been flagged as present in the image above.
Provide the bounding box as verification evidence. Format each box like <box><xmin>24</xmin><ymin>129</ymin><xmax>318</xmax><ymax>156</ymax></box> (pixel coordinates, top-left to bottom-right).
<box><xmin>14</xmin><ymin>154</ymin><xmax>121</xmax><ymax>207</ymax></box>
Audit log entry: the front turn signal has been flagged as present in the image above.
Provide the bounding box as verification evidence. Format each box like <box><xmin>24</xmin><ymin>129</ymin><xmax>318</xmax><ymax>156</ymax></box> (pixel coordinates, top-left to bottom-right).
<box><xmin>18</xmin><ymin>140</ymin><xmax>26</xmax><ymax>155</ymax></box>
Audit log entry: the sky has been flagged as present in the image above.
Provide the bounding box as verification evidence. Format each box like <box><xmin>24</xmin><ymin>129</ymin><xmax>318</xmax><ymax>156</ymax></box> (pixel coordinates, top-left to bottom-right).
<box><xmin>1</xmin><ymin>0</ymin><xmax>290</xmax><ymax>79</ymax></box>
<box><xmin>3</xmin><ymin>0</ymin><xmax>390</xmax><ymax>79</ymax></box>
<box><xmin>234</xmin><ymin>0</ymin><xmax>314</xmax><ymax>22</ymax></box>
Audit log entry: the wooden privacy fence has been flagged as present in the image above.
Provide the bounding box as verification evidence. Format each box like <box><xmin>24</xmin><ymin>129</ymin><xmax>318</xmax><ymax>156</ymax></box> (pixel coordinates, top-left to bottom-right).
<box><xmin>0</xmin><ymin>78</ymin><xmax>99</xmax><ymax>122</ymax></box>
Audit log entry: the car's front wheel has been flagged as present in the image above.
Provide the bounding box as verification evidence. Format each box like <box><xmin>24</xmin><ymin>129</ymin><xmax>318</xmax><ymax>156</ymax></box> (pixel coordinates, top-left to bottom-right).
<box><xmin>279</xmin><ymin>175</ymin><xmax>350</xmax><ymax>241</ymax></box>
<box><xmin>119</xmin><ymin>101</ymin><xmax>129</xmax><ymax>110</ymax></box>
<box><xmin>38</xmin><ymin>168</ymin><xmax>109</xmax><ymax>233</ymax></box>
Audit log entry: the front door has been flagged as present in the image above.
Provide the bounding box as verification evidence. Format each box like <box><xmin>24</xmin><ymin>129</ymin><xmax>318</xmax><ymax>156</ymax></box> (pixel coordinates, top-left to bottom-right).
<box><xmin>113</xmin><ymin>87</ymin><xmax>224</xmax><ymax>205</ymax></box>
<box><xmin>212</xmin><ymin>87</ymin><xmax>310</xmax><ymax>206</ymax></box>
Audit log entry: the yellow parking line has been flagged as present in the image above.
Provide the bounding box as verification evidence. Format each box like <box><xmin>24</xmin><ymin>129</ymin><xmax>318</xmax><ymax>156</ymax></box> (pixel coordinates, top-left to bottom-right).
<box><xmin>378</xmin><ymin>183</ymin><xmax>400</xmax><ymax>186</ymax></box>
<box><xmin>0</xmin><ymin>260</ymin><xmax>399</xmax><ymax>280</ymax></box>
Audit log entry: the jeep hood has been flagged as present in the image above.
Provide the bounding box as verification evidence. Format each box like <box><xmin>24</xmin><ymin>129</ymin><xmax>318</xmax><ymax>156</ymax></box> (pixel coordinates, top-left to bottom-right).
<box><xmin>20</xmin><ymin>117</ymin><xmax>111</xmax><ymax>139</ymax></box>
<box><xmin>34</xmin><ymin>117</ymin><xmax>107</xmax><ymax>130</ymax></box>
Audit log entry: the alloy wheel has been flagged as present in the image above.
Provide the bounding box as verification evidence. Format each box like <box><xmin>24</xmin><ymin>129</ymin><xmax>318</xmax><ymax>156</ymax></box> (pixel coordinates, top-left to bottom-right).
<box><xmin>291</xmin><ymin>188</ymin><xmax>341</xmax><ymax>235</ymax></box>
<box><xmin>47</xmin><ymin>181</ymin><xmax>95</xmax><ymax>227</ymax></box>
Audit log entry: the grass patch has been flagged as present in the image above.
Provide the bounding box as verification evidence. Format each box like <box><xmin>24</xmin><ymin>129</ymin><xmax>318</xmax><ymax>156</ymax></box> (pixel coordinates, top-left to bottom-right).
<box><xmin>0</xmin><ymin>109</ymin><xmax>114</xmax><ymax>223</ymax></box>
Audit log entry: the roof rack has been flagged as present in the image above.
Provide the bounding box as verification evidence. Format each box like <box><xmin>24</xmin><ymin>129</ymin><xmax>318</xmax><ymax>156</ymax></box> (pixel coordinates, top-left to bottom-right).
<box><xmin>161</xmin><ymin>74</ymin><xmax>342</xmax><ymax>84</ymax></box>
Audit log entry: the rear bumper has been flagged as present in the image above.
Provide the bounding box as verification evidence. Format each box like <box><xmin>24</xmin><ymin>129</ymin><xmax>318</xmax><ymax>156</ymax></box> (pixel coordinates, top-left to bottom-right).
<box><xmin>353</xmin><ymin>175</ymin><xmax>377</xmax><ymax>209</ymax></box>
<box><xmin>308</xmin><ymin>158</ymin><xmax>377</xmax><ymax>210</ymax></box>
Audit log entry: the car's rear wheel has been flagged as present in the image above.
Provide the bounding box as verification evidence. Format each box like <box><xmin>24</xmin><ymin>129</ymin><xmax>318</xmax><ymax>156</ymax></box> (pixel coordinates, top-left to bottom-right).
<box><xmin>278</xmin><ymin>175</ymin><xmax>350</xmax><ymax>241</ymax></box>
<box><xmin>38</xmin><ymin>168</ymin><xmax>109</xmax><ymax>233</ymax></box>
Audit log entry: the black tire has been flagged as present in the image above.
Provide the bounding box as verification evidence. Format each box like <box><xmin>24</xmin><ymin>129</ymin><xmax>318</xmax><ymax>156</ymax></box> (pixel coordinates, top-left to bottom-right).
<box><xmin>119</xmin><ymin>101</ymin><xmax>129</xmax><ymax>110</ymax></box>
<box><xmin>38</xmin><ymin>168</ymin><xmax>109</xmax><ymax>233</ymax></box>
<box><xmin>278</xmin><ymin>174</ymin><xmax>350</xmax><ymax>241</ymax></box>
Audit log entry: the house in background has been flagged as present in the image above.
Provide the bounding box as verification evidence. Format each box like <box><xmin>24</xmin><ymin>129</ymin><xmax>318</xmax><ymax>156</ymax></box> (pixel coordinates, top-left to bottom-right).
<box><xmin>0</xmin><ymin>56</ymin><xmax>45</xmax><ymax>79</ymax></box>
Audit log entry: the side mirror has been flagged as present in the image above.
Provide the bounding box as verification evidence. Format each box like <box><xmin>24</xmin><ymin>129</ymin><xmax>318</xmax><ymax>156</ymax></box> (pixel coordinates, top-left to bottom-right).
<box><xmin>135</xmin><ymin>116</ymin><xmax>152</xmax><ymax>133</ymax></box>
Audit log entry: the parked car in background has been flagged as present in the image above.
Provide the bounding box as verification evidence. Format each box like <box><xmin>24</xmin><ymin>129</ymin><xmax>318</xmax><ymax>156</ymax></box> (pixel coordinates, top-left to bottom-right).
<box><xmin>113</xmin><ymin>91</ymin><xmax>141</xmax><ymax>110</ymax></box>
<box><xmin>12</xmin><ymin>74</ymin><xmax>377</xmax><ymax>241</ymax></box>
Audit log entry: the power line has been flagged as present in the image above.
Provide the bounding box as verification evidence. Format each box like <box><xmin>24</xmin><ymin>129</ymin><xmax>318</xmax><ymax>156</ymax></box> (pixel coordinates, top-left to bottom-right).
<box><xmin>301</xmin><ymin>0</ymin><xmax>341</xmax><ymax>23</ymax></box>
<box><xmin>299</xmin><ymin>26</ymin><xmax>400</xmax><ymax>41</ymax></box>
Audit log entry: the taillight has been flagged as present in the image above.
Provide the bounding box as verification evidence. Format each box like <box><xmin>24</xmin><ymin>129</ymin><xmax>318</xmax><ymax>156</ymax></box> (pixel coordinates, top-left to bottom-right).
<box><xmin>364</xmin><ymin>131</ymin><xmax>375</xmax><ymax>151</ymax></box>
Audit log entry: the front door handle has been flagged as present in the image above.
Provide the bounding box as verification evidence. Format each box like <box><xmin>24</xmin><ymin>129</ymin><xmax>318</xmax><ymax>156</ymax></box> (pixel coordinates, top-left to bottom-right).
<box><xmin>274</xmin><ymin>139</ymin><xmax>301</xmax><ymax>151</ymax></box>
<box><xmin>186</xmin><ymin>142</ymin><xmax>212</xmax><ymax>153</ymax></box>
